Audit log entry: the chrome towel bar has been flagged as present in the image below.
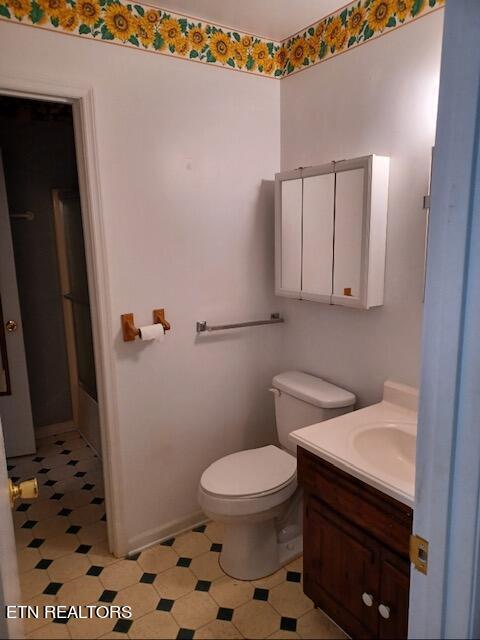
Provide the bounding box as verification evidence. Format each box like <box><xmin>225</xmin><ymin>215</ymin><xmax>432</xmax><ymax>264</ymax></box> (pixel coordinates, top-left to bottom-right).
<box><xmin>196</xmin><ymin>313</ymin><xmax>284</xmax><ymax>333</ymax></box>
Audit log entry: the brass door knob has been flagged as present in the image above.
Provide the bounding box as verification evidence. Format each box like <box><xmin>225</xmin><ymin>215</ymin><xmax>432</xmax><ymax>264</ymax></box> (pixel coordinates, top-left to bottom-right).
<box><xmin>5</xmin><ymin>320</ymin><xmax>17</xmax><ymax>332</ymax></box>
<box><xmin>8</xmin><ymin>478</ymin><xmax>38</xmax><ymax>508</ymax></box>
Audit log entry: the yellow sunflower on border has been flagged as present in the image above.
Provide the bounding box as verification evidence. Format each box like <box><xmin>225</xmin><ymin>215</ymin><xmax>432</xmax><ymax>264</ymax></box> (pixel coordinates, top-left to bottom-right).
<box><xmin>209</xmin><ymin>31</ymin><xmax>232</xmax><ymax>63</ymax></box>
<box><xmin>59</xmin><ymin>6</ymin><xmax>77</xmax><ymax>30</ymax></box>
<box><xmin>263</xmin><ymin>58</ymin><xmax>275</xmax><ymax>75</ymax></box>
<box><xmin>38</xmin><ymin>0</ymin><xmax>65</xmax><ymax>19</ymax></box>
<box><xmin>367</xmin><ymin>0</ymin><xmax>394</xmax><ymax>31</ymax></box>
<box><xmin>252</xmin><ymin>41</ymin><xmax>269</xmax><ymax>68</ymax></box>
<box><xmin>335</xmin><ymin>28</ymin><xmax>348</xmax><ymax>50</ymax></box>
<box><xmin>394</xmin><ymin>0</ymin><xmax>414</xmax><ymax>21</ymax></box>
<box><xmin>160</xmin><ymin>17</ymin><xmax>181</xmax><ymax>45</ymax></box>
<box><xmin>315</xmin><ymin>20</ymin><xmax>325</xmax><ymax>38</ymax></box>
<box><xmin>77</xmin><ymin>0</ymin><xmax>100</xmax><ymax>26</ymax></box>
<box><xmin>175</xmin><ymin>35</ymin><xmax>190</xmax><ymax>56</ymax></box>
<box><xmin>135</xmin><ymin>16</ymin><xmax>154</xmax><ymax>47</ymax></box>
<box><xmin>188</xmin><ymin>25</ymin><xmax>207</xmax><ymax>51</ymax></box>
<box><xmin>241</xmin><ymin>35</ymin><xmax>252</xmax><ymax>48</ymax></box>
<box><xmin>8</xmin><ymin>0</ymin><xmax>30</xmax><ymax>19</ymax></box>
<box><xmin>348</xmin><ymin>6</ymin><xmax>366</xmax><ymax>34</ymax></box>
<box><xmin>105</xmin><ymin>3</ymin><xmax>135</xmax><ymax>41</ymax></box>
<box><xmin>325</xmin><ymin>16</ymin><xmax>342</xmax><ymax>48</ymax></box>
<box><xmin>290</xmin><ymin>37</ymin><xmax>307</xmax><ymax>68</ymax></box>
<box><xmin>145</xmin><ymin>8</ymin><xmax>159</xmax><ymax>25</ymax></box>
<box><xmin>315</xmin><ymin>21</ymin><xmax>325</xmax><ymax>38</ymax></box>
<box><xmin>307</xmin><ymin>34</ymin><xmax>320</xmax><ymax>58</ymax></box>
<box><xmin>274</xmin><ymin>46</ymin><xmax>287</xmax><ymax>70</ymax></box>
<box><xmin>232</xmin><ymin>42</ymin><xmax>248</xmax><ymax>68</ymax></box>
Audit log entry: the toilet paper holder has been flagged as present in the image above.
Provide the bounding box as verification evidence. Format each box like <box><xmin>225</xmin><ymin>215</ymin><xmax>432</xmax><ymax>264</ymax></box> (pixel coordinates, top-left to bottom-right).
<box><xmin>121</xmin><ymin>309</ymin><xmax>171</xmax><ymax>342</ymax></box>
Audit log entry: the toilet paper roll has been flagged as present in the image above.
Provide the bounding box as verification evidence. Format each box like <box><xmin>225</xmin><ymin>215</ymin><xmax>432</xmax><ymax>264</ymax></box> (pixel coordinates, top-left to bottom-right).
<box><xmin>138</xmin><ymin>323</ymin><xmax>165</xmax><ymax>341</ymax></box>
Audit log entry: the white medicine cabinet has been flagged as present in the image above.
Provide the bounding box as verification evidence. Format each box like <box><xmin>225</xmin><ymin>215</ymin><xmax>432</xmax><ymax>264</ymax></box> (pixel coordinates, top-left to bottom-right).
<box><xmin>275</xmin><ymin>155</ymin><xmax>390</xmax><ymax>309</ymax></box>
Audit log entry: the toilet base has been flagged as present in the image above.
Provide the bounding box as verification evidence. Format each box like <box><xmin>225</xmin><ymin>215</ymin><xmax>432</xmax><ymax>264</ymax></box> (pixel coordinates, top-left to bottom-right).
<box><xmin>220</xmin><ymin>519</ymin><xmax>278</xmax><ymax>580</ymax></box>
<box><xmin>219</xmin><ymin>520</ymin><xmax>303</xmax><ymax>581</ymax></box>
<box><xmin>278</xmin><ymin>532</ymin><xmax>303</xmax><ymax>567</ymax></box>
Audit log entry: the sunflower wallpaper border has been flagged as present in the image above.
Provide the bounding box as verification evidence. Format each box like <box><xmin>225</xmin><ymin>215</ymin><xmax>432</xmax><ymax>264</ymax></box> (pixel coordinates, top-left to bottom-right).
<box><xmin>0</xmin><ymin>0</ymin><xmax>444</xmax><ymax>78</ymax></box>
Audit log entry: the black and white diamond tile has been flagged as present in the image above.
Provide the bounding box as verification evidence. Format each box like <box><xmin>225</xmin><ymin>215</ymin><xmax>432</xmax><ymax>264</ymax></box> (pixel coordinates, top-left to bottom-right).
<box><xmin>113</xmin><ymin>618</ymin><xmax>133</xmax><ymax>633</ymax></box>
<box><xmin>9</xmin><ymin>428</ymin><xmax>345</xmax><ymax>639</ymax></box>
<box><xmin>217</xmin><ymin>606</ymin><xmax>234</xmax><ymax>621</ymax></box>
<box><xmin>99</xmin><ymin>589</ymin><xmax>118</xmax><ymax>603</ymax></box>
<box><xmin>254</xmin><ymin>587</ymin><xmax>269</xmax><ymax>601</ymax></box>
<box><xmin>140</xmin><ymin>571</ymin><xmax>157</xmax><ymax>584</ymax></box>
<box><xmin>157</xmin><ymin>598</ymin><xmax>175</xmax><ymax>612</ymax></box>
<box><xmin>195</xmin><ymin>579</ymin><xmax>211</xmax><ymax>592</ymax></box>
<box><xmin>177</xmin><ymin>557</ymin><xmax>192</xmax><ymax>568</ymax></box>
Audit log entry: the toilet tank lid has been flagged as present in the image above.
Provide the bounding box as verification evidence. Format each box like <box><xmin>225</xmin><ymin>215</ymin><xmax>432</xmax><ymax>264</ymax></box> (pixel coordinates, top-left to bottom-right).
<box><xmin>272</xmin><ymin>371</ymin><xmax>356</xmax><ymax>409</ymax></box>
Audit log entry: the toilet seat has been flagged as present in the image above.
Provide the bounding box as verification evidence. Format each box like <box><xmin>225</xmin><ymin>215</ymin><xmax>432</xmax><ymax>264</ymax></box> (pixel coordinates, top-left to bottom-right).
<box><xmin>200</xmin><ymin>445</ymin><xmax>297</xmax><ymax>499</ymax></box>
<box><xmin>198</xmin><ymin>445</ymin><xmax>298</xmax><ymax>519</ymax></box>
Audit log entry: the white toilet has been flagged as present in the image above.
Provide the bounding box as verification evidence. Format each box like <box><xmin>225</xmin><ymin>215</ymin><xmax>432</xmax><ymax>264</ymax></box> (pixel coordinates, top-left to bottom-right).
<box><xmin>198</xmin><ymin>371</ymin><xmax>356</xmax><ymax>580</ymax></box>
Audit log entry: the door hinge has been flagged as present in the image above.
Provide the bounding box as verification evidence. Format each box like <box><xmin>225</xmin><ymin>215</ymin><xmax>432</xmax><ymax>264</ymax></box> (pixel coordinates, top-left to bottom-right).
<box><xmin>423</xmin><ymin>195</ymin><xmax>431</xmax><ymax>210</ymax></box>
<box><xmin>410</xmin><ymin>534</ymin><xmax>429</xmax><ymax>574</ymax></box>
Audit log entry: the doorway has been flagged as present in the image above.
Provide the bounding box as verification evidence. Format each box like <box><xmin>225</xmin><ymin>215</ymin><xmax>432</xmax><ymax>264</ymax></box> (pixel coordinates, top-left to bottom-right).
<box><xmin>0</xmin><ymin>95</ymin><xmax>109</xmax><ymax>598</ymax></box>
<box><xmin>0</xmin><ymin>96</ymin><xmax>100</xmax><ymax>451</ymax></box>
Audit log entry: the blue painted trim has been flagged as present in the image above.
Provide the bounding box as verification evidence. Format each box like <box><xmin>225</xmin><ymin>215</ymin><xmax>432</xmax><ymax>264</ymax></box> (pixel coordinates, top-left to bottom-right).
<box><xmin>446</xmin><ymin>68</ymin><xmax>480</xmax><ymax>638</ymax></box>
<box><xmin>409</xmin><ymin>2</ymin><xmax>480</xmax><ymax>638</ymax></box>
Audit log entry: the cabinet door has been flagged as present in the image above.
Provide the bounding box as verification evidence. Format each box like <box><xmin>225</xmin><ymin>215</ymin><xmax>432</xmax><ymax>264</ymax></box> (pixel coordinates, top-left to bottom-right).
<box><xmin>301</xmin><ymin>173</ymin><xmax>334</xmax><ymax>302</ymax></box>
<box><xmin>333</xmin><ymin>167</ymin><xmax>365</xmax><ymax>304</ymax></box>
<box><xmin>279</xmin><ymin>178</ymin><xmax>302</xmax><ymax>295</ymax></box>
<box><xmin>304</xmin><ymin>496</ymin><xmax>380</xmax><ymax>639</ymax></box>
<box><xmin>378</xmin><ymin>548</ymin><xmax>410</xmax><ymax>640</ymax></box>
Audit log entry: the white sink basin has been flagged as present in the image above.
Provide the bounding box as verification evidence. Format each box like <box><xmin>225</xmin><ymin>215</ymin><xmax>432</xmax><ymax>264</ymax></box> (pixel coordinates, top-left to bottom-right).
<box><xmin>351</xmin><ymin>421</ymin><xmax>416</xmax><ymax>484</ymax></box>
<box><xmin>289</xmin><ymin>382</ymin><xmax>418</xmax><ymax>506</ymax></box>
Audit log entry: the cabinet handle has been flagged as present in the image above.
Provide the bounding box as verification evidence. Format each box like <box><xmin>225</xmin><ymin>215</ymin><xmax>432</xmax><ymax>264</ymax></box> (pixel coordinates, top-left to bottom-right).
<box><xmin>378</xmin><ymin>604</ymin><xmax>390</xmax><ymax>619</ymax></box>
<box><xmin>362</xmin><ymin>592</ymin><xmax>374</xmax><ymax>607</ymax></box>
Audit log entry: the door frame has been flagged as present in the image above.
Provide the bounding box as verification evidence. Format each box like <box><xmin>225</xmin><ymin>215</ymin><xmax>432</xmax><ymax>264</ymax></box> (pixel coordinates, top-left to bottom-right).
<box><xmin>409</xmin><ymin>2</ymin><xmax>480</xmax><ymax>638</ymax></box>
<box><xmin>0</xmin><ymin>76</ymin><xmax>127</xmax><ymax>557</ymax></box>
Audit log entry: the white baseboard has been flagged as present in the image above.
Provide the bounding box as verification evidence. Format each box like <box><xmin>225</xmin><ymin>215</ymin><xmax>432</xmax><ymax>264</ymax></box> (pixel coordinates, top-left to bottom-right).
<box><xmin>127</xmin><ymin>510</ymin><xmax>207</xmax><ymax>557</ymax></box>
<box><xmin>35</xmin><ymin>421</ymin><xmax>76</xmax><ymax>438</ymax></box>
<box><xmin>78</xmin><ymin>387</ymin><xmax>102</xmax><ymax>456</ymax></box>
<box><xmin>77</xmin><ymin>429</ymin><xmax>102</xmax><ymax>460</ymax></box>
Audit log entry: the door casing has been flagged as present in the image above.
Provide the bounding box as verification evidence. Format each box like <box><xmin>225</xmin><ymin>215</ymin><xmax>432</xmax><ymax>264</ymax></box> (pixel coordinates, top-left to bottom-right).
<box><xmin>0</xmin><ymin>77</ymin><xmax>127</xmax><ymax>558</ymax></box>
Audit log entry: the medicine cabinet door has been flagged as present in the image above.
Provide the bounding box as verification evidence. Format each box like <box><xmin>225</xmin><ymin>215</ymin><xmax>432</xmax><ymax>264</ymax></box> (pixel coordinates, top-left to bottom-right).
<box><xmin>301</xmin><ymin>172</ymin><xmax>335</xmax><ymax>302</ymax></box>
<box><xmin>277</xmin><ymin>176</ymin><xmax>303</xmax><ymax>297</ymax></box>
<box><xmin>333</xmin><ymin>166</ymin><xmax>366</xmax><ymax>305</ymax></box>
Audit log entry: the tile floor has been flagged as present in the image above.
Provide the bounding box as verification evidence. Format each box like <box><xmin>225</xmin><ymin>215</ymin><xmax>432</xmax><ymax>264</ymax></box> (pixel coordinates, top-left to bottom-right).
<box><xmin>8</xmin><ymin>429</ymin><xmax>346</xmax><ymax>639</ymax></box>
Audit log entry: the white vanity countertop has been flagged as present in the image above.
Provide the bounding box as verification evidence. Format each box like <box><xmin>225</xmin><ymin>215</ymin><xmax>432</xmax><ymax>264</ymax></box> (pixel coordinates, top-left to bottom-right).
<box><xmin>289</xmin><ymin>384</ymin><xmax>417</xmax><ymax>507</ymax></box>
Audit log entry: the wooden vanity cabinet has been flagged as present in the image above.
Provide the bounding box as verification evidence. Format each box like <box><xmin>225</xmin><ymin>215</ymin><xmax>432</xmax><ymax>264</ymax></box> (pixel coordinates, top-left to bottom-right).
<box><xmin>298</xmin><ymin>447</ymin><xmax>412</xmax><ymax>640</ymax></box>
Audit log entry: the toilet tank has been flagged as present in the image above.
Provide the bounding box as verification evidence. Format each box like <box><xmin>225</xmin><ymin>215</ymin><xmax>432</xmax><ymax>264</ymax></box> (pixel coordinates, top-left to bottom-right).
<box><xmin>272</xmin><ymin>371</ymin><xmax>356</xmax><ymax>454</ymax></box>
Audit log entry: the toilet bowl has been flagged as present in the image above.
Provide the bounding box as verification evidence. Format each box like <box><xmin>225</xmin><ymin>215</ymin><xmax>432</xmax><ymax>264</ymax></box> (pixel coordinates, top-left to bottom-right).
<box><xmin>198</xmin><ymin>371</ymin><xmax>356</xmax><ymax>580</ymax></box>
<box><xmin>199</xmin><ymin>445</ymin><xmax>299</xmax><ymax>580</ymax></box>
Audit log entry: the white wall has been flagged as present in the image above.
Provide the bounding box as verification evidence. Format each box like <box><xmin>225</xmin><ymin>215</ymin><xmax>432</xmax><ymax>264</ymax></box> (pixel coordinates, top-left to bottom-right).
<box><xmin>0</xmin><ymin>9</ymin><xmax>444</xmax><ymax>553</ymax></box>
<box><xmin>279</xmin><ymin>13</ymin><xmax>444</xmax><ymax>408</ymax></box>
<box><xmin>0</xmin><ymin>24</ymin><xmax>281</xmax><ymax>551</ymax></box>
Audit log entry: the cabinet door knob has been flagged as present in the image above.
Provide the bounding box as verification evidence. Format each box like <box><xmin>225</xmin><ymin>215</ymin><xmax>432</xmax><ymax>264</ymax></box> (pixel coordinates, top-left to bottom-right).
<box><xmin>378</xmin><ymin>604</ymin><xmax>390</xmax><ymax>619</ymax></box>
<box><xmin>362</xmin><ymin>592</ymin><xmax>374</xmax><ymax>607</ymax></box>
